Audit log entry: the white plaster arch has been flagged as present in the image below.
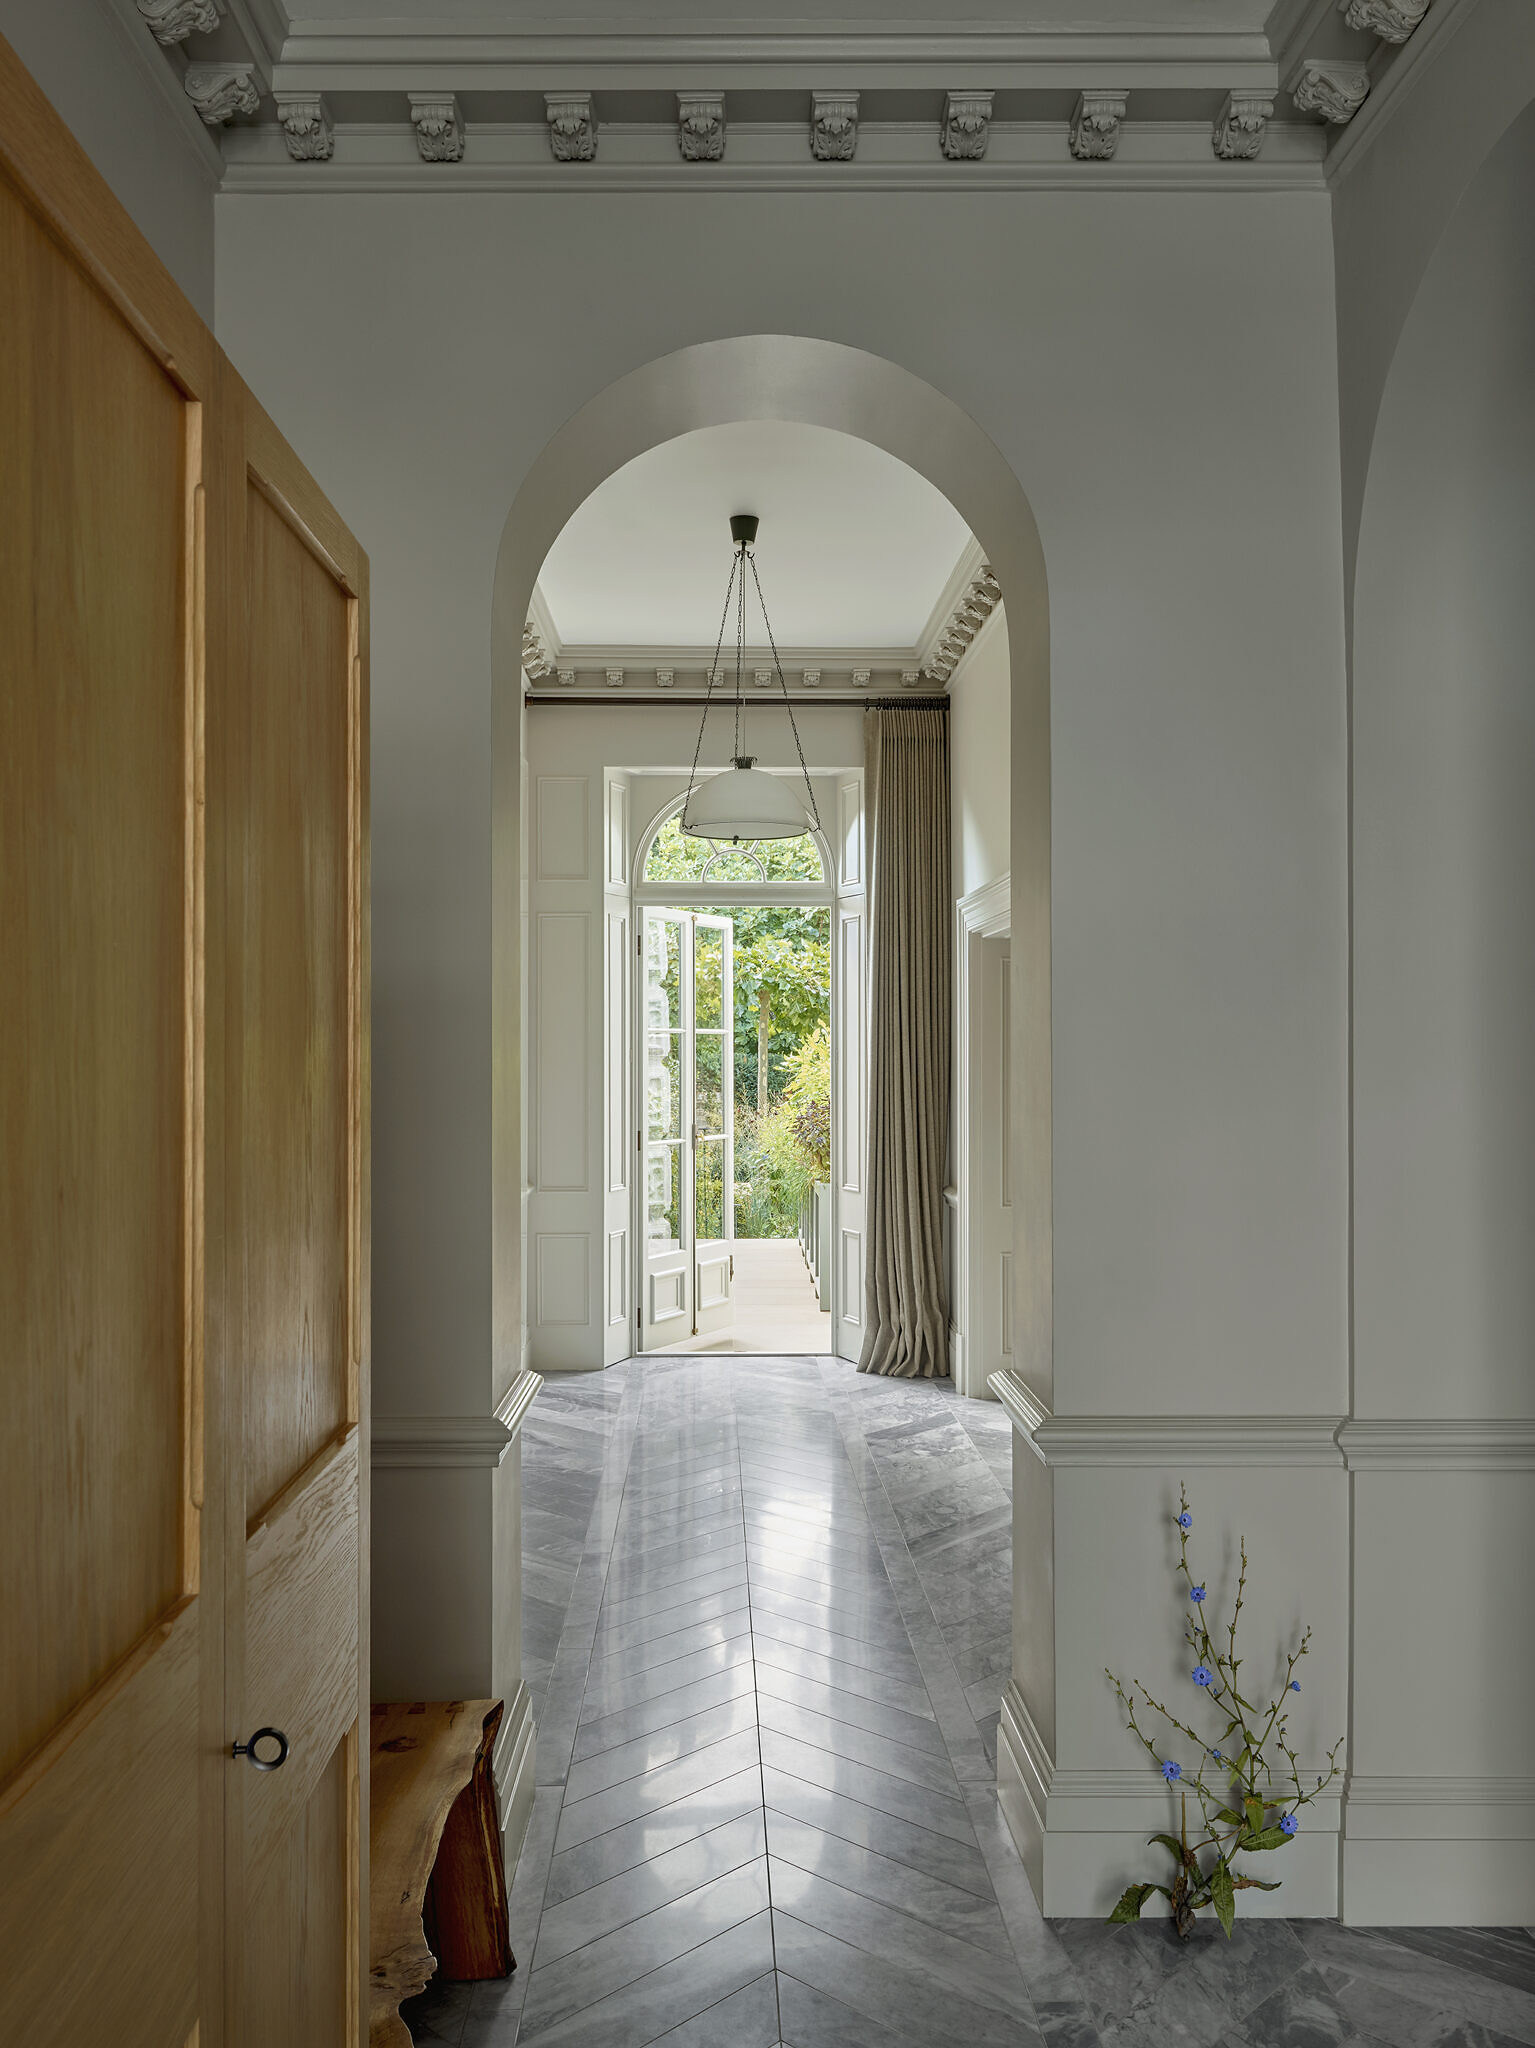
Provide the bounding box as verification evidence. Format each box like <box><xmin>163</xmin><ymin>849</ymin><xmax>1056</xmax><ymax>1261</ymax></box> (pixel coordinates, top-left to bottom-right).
<box><xmin>491</xmin><ymin>332</ymin><xmax>1053</xmax><ymax>1402</ymax></box>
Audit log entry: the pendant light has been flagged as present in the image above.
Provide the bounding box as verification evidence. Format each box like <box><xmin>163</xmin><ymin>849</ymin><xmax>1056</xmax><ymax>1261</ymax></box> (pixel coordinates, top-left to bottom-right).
<box><xmin>680</xmin><ymin>514</ymin><xmax>821</xmax><ymax>844</ymax></box>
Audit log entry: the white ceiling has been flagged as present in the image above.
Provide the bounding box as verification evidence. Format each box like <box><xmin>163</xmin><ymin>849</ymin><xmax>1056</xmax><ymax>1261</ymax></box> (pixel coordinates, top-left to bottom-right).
<box><xmin>536</xmin><ymin>421</ymin><xmax>975</xmax><ymax>652</ymax></box>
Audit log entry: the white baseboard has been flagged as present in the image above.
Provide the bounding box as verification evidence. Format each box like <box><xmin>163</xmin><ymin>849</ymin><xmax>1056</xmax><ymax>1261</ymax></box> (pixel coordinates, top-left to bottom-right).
<box><xmin>494</xmin><ymin>1680</ymin><xmax>537</xmax><ymax>1875</ymax></box>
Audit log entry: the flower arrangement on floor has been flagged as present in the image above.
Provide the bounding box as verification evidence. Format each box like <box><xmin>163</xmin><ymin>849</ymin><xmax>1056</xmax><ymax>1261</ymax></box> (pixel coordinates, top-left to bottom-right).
<box><xmin>1105</xmin><ymin>1484</ymin><xmax>1344</xmax><ymax>1939</ymax></box>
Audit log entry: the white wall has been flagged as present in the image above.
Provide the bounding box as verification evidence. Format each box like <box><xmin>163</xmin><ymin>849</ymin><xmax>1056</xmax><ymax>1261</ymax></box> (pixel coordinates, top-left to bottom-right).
<box><xmin>1</xmin><ymin>0</ymin><xmax>217</xmax><ymax>319</ymax></box>
<box><xmin>523</xmin><ymin>702</ymin><xmax>860</xmax><ymax>1373</ymax></box>
<box><xmin>1343</xmin><ymin>99</ymin><xmax>1535</xmax><ymax>1923</ymax></box>
<box><xmin>214</xmin><ymin>180</ymin><xmax>1349</xmax><ymax>1900</ymax></box>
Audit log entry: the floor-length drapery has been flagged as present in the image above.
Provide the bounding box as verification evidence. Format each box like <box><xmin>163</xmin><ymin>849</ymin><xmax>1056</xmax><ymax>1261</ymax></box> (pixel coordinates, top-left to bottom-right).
<box><xmin>859</xmin><ymin>703</ymin><xmax>952</xmax><ymax>1377</ymax></box>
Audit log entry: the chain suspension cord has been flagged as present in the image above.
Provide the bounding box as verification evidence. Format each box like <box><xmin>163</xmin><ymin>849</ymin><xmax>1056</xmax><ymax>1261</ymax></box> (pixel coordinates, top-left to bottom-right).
<box><xmin>747</xmin><ymin>547</ymin><xmax>822</xmax><ymax>833</ymax></box>
<box><xmin>681</xmin><ymin>547</ymin><xmax>740</xmax><ymax>832</ymax></box>
<box><xmin>734</xmin><ymin>539</ymin><xmax>748</xmax><ymax>765</ymax></box>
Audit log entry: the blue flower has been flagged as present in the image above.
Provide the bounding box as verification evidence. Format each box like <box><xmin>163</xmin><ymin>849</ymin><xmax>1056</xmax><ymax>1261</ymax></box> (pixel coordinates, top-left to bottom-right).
<box><xmin>1279</xmin><ymin>1813</ymin><xmax>1299</xmax><ymax>1836</ymax></box>
<box><xmin>1190</xmin><ymin>1585</ymin><xmax>1206</xmax><ymax>1603</ymax></box>
<box><xmin>1290</xmin><ymin>1680</ymin><xmax>1301</xmax><ymax>1692</ymax></box>
<box><xmin>1192</xmin><ymin>1665</ymin><xmax>1214</xmax><ymax>1688</ymax></box>
<box><xmin>1210</xmin><ymin>1750</ymin><xmax>1223</xmax><ymax>1763</ymax></box>
<box><xmin>1177</xmin><ymin>1512</ymin><xmax>1193</xmax><ymax>1529</ymax></box>
<box><xmin>1161</xmin><ymin>1760</ymin><xmax>1182</xmax><ymax>1782</ymax></box>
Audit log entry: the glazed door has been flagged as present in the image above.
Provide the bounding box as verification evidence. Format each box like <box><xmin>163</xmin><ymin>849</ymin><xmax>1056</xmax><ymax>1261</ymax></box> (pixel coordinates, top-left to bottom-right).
<box><xmin>640</xmin><ymin>908</ymin><xmax>693</xmax><ymax>1347</ymax></box>
<box><xmin>216</xmin><ymin>374</ymin><xmax>370</xmax><ymax>2048</ymax></box>
<box><xmin>691</xmin><ymin>915</ymin><xmax>736</xmax><ymax>1338</ymax></box>
<box><xmin>0</xmin><ymin>40</ymin><xmax>218</xmax><ymax>2044</ymax></box>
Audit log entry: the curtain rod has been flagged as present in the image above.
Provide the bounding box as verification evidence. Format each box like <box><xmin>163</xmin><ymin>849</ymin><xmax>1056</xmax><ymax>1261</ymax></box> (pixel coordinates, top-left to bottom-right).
<box><xmin>524</xmin><ymin>693</ymin><xmax>949</xmax><ymax>710</ymax></box>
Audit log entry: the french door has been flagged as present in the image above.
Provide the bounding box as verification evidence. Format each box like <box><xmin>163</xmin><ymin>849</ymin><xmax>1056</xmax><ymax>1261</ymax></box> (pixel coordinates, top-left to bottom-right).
<box><xmin>640</xmin><ymin>909</ymin><xmax>735</xmax><ymax>1349</ymax></box>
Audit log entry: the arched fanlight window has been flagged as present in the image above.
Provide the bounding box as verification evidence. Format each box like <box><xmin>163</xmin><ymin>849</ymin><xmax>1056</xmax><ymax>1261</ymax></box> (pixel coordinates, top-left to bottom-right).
<box><xmin>642</xmin><ymin>808</ymin><xmax>826</xmax><ymax>887</ymax></box>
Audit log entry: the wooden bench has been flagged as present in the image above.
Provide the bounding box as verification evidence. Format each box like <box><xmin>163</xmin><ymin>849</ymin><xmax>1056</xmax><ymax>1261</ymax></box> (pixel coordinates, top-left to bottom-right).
<box><xmin>369</xmin><ymin>1700</ymin><xmax>515</xmax><ymax>2047</ymax></box>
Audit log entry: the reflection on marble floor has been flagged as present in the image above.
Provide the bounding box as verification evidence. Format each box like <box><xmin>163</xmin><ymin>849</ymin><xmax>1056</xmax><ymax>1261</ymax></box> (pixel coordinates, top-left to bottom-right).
<box><xmin>406</xmin><ymin>1355</ymin><xmax>1535</xmax><ymax>2048</ymax></box>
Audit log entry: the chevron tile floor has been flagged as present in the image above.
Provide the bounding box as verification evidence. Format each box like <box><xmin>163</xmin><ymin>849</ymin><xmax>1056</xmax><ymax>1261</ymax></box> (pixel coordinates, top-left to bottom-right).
<box><xmin>404</xmin><ymin>1356</ymin><xmax>1535</xmax><ymax>2048</ymax></box>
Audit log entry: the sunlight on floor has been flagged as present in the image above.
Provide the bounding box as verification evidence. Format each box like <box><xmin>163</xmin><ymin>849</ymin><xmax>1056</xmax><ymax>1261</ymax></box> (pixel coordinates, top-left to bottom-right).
<box><xmin>671</xmin><ymin>1239</ymin><xmax>832</xmax><ymax>1356</ymax></box>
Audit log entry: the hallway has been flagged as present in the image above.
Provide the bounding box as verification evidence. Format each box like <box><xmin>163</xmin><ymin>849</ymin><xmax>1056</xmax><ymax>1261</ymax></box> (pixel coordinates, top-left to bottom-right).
<box><xmin>407</xmin><ymin>1357</ymin><xmax>1535</xmax><ymax>2048</ymax></box>
<box><xmin>670</xmin><ymin>1241</ymin><xmax>833</xmax><ymax>1355</ymax></box>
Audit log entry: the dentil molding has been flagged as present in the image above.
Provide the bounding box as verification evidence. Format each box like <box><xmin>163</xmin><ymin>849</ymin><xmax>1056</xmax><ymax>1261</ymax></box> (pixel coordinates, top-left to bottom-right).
<box><xmin>678</xmin><ymin>91</ymin><xmax>725</xmax><ymax>161</ymax></box>
<box><xmin>184</xmin><ymin>61</ymin><xmax>259</xmax><ymax>124</ymax></box>
<box><xmin>1340</xmin><ymin>0</ymin><xmax>1431</xmax><ymax>43</ymax></box>
<box><xmin>372</xmin><ymin>1371</ymin><xmax>543</xmax><ymax>1470</ymax></box>
<box><xmin>1291</xmin><ymin>57</ymin><xmax>1371</xmax><ymax>123</ymax></box>
<box><xmin>1069</xmin><ymin>89</ymin><xmax>1127</xmax><ymax>161</ymax></box>
<box><xmin>276</xmin><ymin>92</ymin><xmax>333</xmax><ymax>161</ymax></box>
<box><xmin>810</xmin><ymin>90</ymin><xmax>859</xmax><ymax>161</ymax></box>
<box><xmin>136</xmin><ymin>0</ymin><xmax>219</xmax><ymax>44</ymax></box>
<box><xmin>941</xmin><ymin>90</ymin><xmax>993</xmax><ymax>161</ymax></box>
<box><xmin>923</xmin><ymin>565</ymin><xmax>1002</xmax><ymax>683</ymax></box>
<box><xmin>1212</xmin><ymin>89</ymin><xmax>1274</xmax><ymax>159</ymax></box>
<box><xmin>410</xmin><ymin>92</ymin><xmax>465</xmax><ymax>161</ymax></box>
<box><xmin>546</xmin><ymin>91</ymin><xmax>597</xmax><ymax>161</ymax></box>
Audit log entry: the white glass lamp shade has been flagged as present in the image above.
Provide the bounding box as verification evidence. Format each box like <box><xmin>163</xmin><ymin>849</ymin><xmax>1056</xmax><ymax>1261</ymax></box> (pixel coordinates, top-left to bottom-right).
<box><xmin>680</xmin><ymin>764</ymin><xmax>810</xmax><ymax>842</ymax></box>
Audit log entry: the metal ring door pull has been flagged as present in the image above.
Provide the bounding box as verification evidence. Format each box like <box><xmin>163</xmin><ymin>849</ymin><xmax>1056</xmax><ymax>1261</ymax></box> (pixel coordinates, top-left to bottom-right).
<box><xmin>232</xmin><ymin>1727</ymin><xmax>290</xmax><ymax>1771</ymax></box>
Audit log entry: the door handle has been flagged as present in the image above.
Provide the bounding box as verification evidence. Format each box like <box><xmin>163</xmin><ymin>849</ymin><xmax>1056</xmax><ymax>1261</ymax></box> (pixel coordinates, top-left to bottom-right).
<box><xmin>232</xmin><ymin>1727</ymin><xmax>290</xmax><ymax>1771</ymax></box>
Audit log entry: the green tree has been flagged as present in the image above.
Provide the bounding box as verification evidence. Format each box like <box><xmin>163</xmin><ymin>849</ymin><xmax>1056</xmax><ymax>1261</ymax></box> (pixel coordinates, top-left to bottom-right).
<box><xmin>734</xmin><ymin>928</ymin><xmax>829</xmax><ymax>1113</ymax></box>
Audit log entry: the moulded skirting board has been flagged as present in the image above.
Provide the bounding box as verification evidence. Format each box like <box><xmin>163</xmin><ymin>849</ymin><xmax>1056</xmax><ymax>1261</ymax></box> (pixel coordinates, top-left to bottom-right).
<box><xmin>371</xmin><ymin>1372</ymin><xmax>542</xmax><ymax>1468</ymax></box>
<box><xmin>1344</xmin><ymin>1776</ymin><xmax>1535</xmax><ymax>1841</ymax></box>
<box><xmin>494</xmin><ymin>1679</ymin><xmax>537</xmax><ymax>1875</ymax></box>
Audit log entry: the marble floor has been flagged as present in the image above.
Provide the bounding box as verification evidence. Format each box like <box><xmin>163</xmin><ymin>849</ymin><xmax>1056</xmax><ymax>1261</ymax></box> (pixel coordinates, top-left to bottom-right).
<box><xmin>405</xmin><ymin>1354</ymin><xmax>1535</xmax><ymax>2048</ymax></box>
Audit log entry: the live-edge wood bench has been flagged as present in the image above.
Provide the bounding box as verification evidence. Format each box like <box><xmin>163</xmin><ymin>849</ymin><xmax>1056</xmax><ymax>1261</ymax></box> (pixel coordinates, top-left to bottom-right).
<box><xmin>369</xmin><ymin>1700</ymin><xmax>515</xmax><ymax>2047</ymax></box>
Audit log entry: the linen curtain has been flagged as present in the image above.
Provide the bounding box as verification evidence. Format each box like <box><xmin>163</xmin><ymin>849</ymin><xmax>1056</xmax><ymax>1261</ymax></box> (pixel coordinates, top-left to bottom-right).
<box><xmin>859</xmin><ymin>703</ymin><xmax>952</xmax><ymax>1378</ymax></box>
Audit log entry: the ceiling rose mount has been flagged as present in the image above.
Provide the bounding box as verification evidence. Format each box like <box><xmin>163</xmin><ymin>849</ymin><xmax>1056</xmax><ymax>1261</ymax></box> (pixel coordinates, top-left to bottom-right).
<box><xmin>680</xmin><ymin>514</ymin><xmax>821</xmax><ymax>844</ymax></box>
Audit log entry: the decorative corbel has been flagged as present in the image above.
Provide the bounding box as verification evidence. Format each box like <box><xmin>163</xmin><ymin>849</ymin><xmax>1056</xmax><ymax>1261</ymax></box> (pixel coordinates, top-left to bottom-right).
<box><xmin>276</xmin><ymin>94</ymin><xmax>333</xmax><ymax>162</ymax></box>
<box><xmin>521</xmin><ymin>624</ymin><xmax>554</xmax><ymax>680</ymax></box>
<box><xmin>677</xmin><ymin>92</ymin><xmax>725</xmax><ymax>162</ymax></box>
<box><xmin>136</xmin><ymin>0</ymin><xmax>219</xmax><ymax>45</ymax></box>
<box><xmin>753</xmin><ymin>668</ymin><xmax>774</xmax><ymax>690</ymax></box>
<box><xmin>1211</xmin><ymin>90</ymin><xmax>1273</xmax><ymax>160</ymax></box>
<box><xmin>605</xmin><ymin>668</ymin><xmax>625</xmax><ymax>689</ymax></box>
<box><xmin>1341</xmin><ymin>0</ymin><xmax>1431</xmax><ymax>42</ymax></box>
<box><xmin>900</xmin><ymin>670</ymin><xmax>922</xmax><ymax>690</ymax></box>
<box><xmin>851</xmin><ymin>668</ymin><xmax>872</xmax><ymax>689</ymax></box>
<box><xmin>941</xmin><ymin>91</ymin><xmax>993</xmax><ymax>161</ymax></box>
<box><xmin>556</xmin><ymin>668</ymin><xmax>577</xmax><ymax>689</ymax></box>
<box><xmin>1068</xmin><ymin>90</ymin><xmax>1127</xmax><ymax>161</ymax></box>
<box><xmin>801</xmin><ymin>669</ymin><xmax>821</xmax><ymax>689</ymax></box>
<box><xmin>545</xmin><ymin>92</ymin><xmax>596</xmax><ymax>162</ymax></box>
<box><xmin>184</xmin><ymin>62</ymin><xmax>258</xmax><ymax>125</ymax></box>
<box><xmin>1291</xmin><ymin>58</ymin><xmax>1370</xmax><ymax>123</ymax></box>
<box><xmin>654</xmin><ymin>668</ymin><xmax>675</xmax><ymax>689</ymax></box>
<box><xmin>810</xmin><ymin>91</ymin><xmax>859</xmax><ymax>162</ymax></box>
<box><xmin>410</xmin><ymin>94</ymin><xmax>465</xmax><ymax>162</ymax></box>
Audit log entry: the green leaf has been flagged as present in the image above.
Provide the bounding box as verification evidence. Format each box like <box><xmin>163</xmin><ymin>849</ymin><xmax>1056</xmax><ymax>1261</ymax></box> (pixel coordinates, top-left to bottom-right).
<box><xmin>1108</xmin><ymin>1884</ymin><xmax>1156</xmax><ymax>1925</ymax></box>
<box><xmin>1244</xmin><ymin>1796</ymin><xmax>1265</xmax><ymax>1833</ymax></box>
<box><xmin>1232</xmin><ymin>1876</ymin><xmax>1282</xmax><ymax>1891</ymax></box>
<box><xmin>1210</xmin><ymin>1860</ymin><xmax>1236</xmax><ymax>1938</ymax></box>
<box><xmin>1240</xmin><ymin>1826</ymin><xmax>1293</xmax><ymax>1853</ymax></box>
<box><xmin>1215</xmin><ymin>1807</ymin><xmax>1245</xmax><ymax>1828</ymax></box>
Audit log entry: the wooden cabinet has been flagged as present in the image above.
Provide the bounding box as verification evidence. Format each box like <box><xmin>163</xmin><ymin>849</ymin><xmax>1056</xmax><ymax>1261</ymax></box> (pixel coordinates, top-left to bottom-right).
<box><xmin>0</xmin><ymin>33</ymin><xmax>370</xmax><ymax>2046</ymax></box>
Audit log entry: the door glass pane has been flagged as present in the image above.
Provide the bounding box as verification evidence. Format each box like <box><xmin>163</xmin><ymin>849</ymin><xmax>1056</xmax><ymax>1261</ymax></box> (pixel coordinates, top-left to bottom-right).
<box><xmin>646</xmin><ymin>1141</ymin><xmax>683</xmax><ymax>1249</ymax></box>
<box><xmin>694</xmin><ymin>924</ymin><xmax>724</xmax><ymax>1027</ymax></box>
<box><xmin>644</xmin><ymin>916</ymin><xmax>682</xmax><ymax>1032</ymax></box>
<box><xmin>695</xmin><ymin>1137</ymin><xmax>726</xmax><ymax>1242</ymax></box>
<box><xmin>695</xmin><ymin>1032</ymin><xmax>724</xmax><ymax>1137</ymax></box>
<box><xmin>646</xmin><ymin>1031</ymin><xmax>682</xmax><ymax>1141</ymax></box>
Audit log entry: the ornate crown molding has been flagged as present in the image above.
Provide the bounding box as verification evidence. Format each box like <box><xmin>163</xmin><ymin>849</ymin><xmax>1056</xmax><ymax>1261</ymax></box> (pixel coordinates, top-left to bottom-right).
<box><xmin>605</xmin><ymin>667</ymin><xmax>625</xmax><ymax>688</ymax></box>
<box><xmin>521</xmin><ymin>620</ymin><xmax>554</xmax><ymax>680</ymax></box>
<box><xmin>1069</xmin><ymin>89</ymin><xmax>1127</xmax><ymax>161</ymax></box>
<box><xmin>801</xmin><ymin>668</ymin><xmax>821</xmax><ymax>689</ymax></box>
<box><xmin>923</xmin><ymin>565</ymin><xmax>1002</xmax><ymax>682</ymax></box>
<box><xmin>654</xmin><ymin>667</ymin><xmax>675</xmax><ymax>689</ymax></box>
<box><xmin>545</xmin><ymin>90</ymin><xmax>596</xmax><ymax>161</ymax></box>
<box><xmin>1340</xmin><ymin>0</ymin><xmax>1431</xmax><ymax>43</ymax></box>
<box><xmin>1212</xmin><ymin>88</ymin><xmax>1273</xmax><ymax>159</ymax></box>
<box><xmin>851</xmin><ymin>668</ymin><xmax>872</xmax><ymax>688</ymax></box>
<box><xmin>556</xmin><ymin>667</ymin><xmax>577</xmax><ymax>688</ymax></box>
<box><xmin>276</xmin><ymin>92</ymin><xmax>333</xmax><ymax>161</ymax></box>
<box><xmin>678</xmin><ymin>90</ymin><xmax>725</xmax><ymax>161</ymax></box>
<box><xmin>753</xmin><ymin>667</ymin><xmax>774</xmax><ymax>690</ymax></box>
<box><xmin>810</xmin><ymin>90</ymin><xmax>859</xmax><ymax>161</ymax></box>
<box><xmin>410</xmin><ymin>92</ymin><xmax>465</xmax><ymax>160</ymax></box>
<box><xmin>185</xmin><ymin>61</ymin><xmax>259</xmax><ymax>124</ymax></box>
<box><xmin>136</xmin><ymin>0</ymin><xmax>219</xmax><ymax>44</ymax></box>
<box><xmin>1291</xmin><ymin>57</ymin><xmax>1370</xmax><ymax>123</ymax></box>
<box><xmin>941</xmin><ymin>90</ymin><xmax>993</xmax><ymax>161</ymax></box>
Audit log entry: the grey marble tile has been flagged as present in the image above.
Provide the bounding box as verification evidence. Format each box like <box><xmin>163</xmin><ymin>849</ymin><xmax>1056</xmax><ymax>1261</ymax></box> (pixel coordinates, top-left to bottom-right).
<box><xmin>592</xmin><ymin>1584</ymin><xmax>752</xmax><ymax>1653</ymax></box>
<box><xmin>554</xmin><ymin>1727</ymin><xmax>764</xmax><ymax>1851</ymax></box>
<box><xmin>748</xmin><ymin>1605</ymin><xmax>924</xmax><ymax>1680</ymax></box>
<box><xmin>749</xmin><ymin>1583</ymin><xmax>914</xmax><ymax>1650</ymax></box>
<box><xmin>1386</xmin><ymin>1932</ymin><xmax>1535</xmax><ymax>1999</ymax></box>
<box><xmin>578</xmin><ymin>1636</ymin><xmax>756</xmax><ymax>1724</ymax></box>
<box><xmin>1293</xmin><ymin>1925</ymin><xmax>1535</xmax><ymax>2043</ymax></box>
<box><xmin>1318</xmin><ymin>1964</ymin><xmax>1458</xmax><ymax>2047</ymax></box>
<box><xmin>763</xmin><ymin>1763</ymin><xmax>996</xmax><ymax>1899</ymax></box>
<box><xmin>564</xmin><ymin>1694</ymin><xmax>760</xmax><ymax>1801</ymax></box>
<box><xmin>774</xmin><ymin>1971</ymin><xmax>927</xmax><ymax>2048</ymax></box>
<box><xmin>756</xmin><ymin>1693</ymin><xmax>962</xmax><ymax>1798</ymax></box>
<box><xmin>597</xmin><ymin>1564</ymin><xmax>751</xmax><ymax>1628</ymax></box>
<box><xmin>645</xmin><ymin>1970</ymin><xmax>782</xmax><ymax>2047</ymax></box>
<box><xmin>748</xmin><ymin>1633</ymin><xmax>935</xmax><ymax>1719</ymax></box>
<box><xmin>586</xmin><ymin>1607</ymin><xmax>754</xmax><ymax>1683</ymax></box>
<box><xmin>759</xmin><ymin>1722</ymin><xmax>975</xmax><ymax>1847</ymax></box>
<box><xmin>543</xmin><ymin>1767</ymin><xmax>766</xmax><ymax>1908</ymax></box>
<box><xmin>772</xmin><ymin>1913</ymin><xmax>1044</xmax><ymax>2048</ymax></box>
<box><xmin>765</xmin><ymin>1808</ymin><xmax>1014</xmax><ymax>1957</ymax></box>
<box><xmin>507</xmin><ymin>1911</ymin><xmax>777</xmax><ymax>2048</ymax></box>
<box><xmin>535</xmin><ymin>1811</ymin><xmax>767</xmax><ymax>1965</ymax></box>
<box><xmin>753</xmin><ymin>1663</ymin><xmax>949</xmax><ymax>1755</ymax></box>
<box><xmin>1222</xmin><ymin>1962</ymin><xmax>1363</xmax><ymax>2048</ymax></box>
<box><xmin>403</xmin><ymin>1974</ymin><xmax>474</xmax><ymax>2046</ymax></box>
